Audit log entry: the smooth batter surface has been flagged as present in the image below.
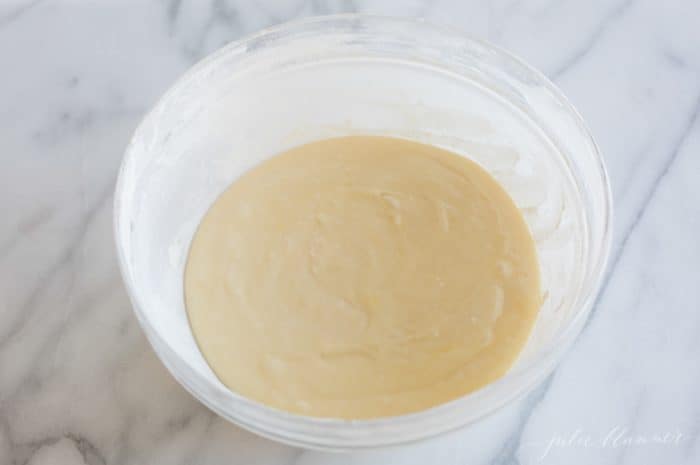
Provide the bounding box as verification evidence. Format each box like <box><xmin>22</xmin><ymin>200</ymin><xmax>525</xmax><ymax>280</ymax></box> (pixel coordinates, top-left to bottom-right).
<box><xmin>184</xmin><ymin>136</ymin><xmax>541</xmax><ymax>418</ymax></box>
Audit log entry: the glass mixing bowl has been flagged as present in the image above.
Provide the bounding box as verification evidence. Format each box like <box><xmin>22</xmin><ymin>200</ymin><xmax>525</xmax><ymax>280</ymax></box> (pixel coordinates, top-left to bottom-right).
<box><xmin>114</xmin><ymin>14</ymin><xmax>612</xmax><ymax>450</ymax></box>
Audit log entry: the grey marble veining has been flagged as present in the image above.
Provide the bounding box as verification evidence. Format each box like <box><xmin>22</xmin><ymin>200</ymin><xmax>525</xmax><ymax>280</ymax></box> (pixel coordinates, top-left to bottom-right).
<box><xmin>1</xmin><ymin>1</ymin><xmax>699</xmax><ymax>464</ymax></box>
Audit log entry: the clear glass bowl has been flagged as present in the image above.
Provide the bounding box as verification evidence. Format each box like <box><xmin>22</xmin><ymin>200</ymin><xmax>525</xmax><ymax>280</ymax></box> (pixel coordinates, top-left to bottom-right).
<box><xmin>114</xmin><ymin>15</ymin><xmax>612</xmax><ymax>450</ymax></box>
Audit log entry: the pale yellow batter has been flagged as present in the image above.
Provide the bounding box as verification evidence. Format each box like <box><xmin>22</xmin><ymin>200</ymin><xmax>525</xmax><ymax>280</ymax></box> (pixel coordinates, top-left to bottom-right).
<box><xmin>185</xmin><ymin>136</ymin><xmax>540</xmax><ymax>418</ymax></box>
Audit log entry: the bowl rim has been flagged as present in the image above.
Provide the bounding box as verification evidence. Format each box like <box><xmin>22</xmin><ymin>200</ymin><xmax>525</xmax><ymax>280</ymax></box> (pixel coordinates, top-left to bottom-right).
<box><xmin>113</xmin><ymin>13</ymin><xmax>613</xmax><ymax>449</ymax></box>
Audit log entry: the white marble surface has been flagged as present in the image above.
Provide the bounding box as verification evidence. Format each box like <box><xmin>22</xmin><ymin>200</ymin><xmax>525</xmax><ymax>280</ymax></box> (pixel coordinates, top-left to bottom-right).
<box><xmin>1</xmin><ymin>0</ymin><xmax>699</xmax><ymax>464</ymax></box>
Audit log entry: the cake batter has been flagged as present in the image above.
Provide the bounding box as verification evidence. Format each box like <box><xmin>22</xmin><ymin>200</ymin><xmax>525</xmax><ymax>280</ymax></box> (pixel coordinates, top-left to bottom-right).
<box><xmin>184</xmin><ymin>136</ymin><xmax>540</xmax><ymax>418</ymax></box>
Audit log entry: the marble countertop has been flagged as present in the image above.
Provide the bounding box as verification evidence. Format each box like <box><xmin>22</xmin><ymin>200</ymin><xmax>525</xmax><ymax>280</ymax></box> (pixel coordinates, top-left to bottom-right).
<box><xmin>1</xmin><ymin>1</ymin><xmax>699</xmax><ymax>464</ymax></box>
